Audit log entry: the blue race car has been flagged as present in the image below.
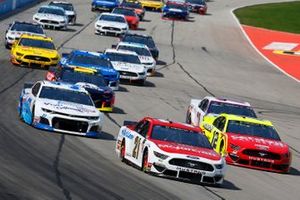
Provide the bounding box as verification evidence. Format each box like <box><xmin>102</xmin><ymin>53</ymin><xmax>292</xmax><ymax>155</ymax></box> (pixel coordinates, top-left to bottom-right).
<box><xmin>91</xmin><ymin>0</ymin><xmax>120</xmax><ymax>12</ymax></box>
<box><xmin>162</xmin><ymin>1</ymin><xmax>189</xmax><ymax>20</ymax></box>
<box><xmin>59</xmin><ymin>50</ymin><xmax>120</xmax><ymax>90</ymax></box>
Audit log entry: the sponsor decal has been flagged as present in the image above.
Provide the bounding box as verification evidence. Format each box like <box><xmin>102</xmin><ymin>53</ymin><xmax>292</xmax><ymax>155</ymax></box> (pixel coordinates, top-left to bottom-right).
<box><xmin>254</xmin><ymin>144</ymin><xmax>269</xmax><ymax>151</ymax></box>
<box><xmin>43</xmin><ymin>101</ymin><xmax>95</xmax><ymax>113</ymax></box>
<box><xmin>121</xmin><ymin>129</ymin><xmax>134</xmax><ymax>140</ymax></box>
<box><xmin>231</xmin><ymin>135</ymin><xmax>285</xmax><ymax>147</ymax></box>
<box><xmin>158</xmin><ymin>144</ymin><xmax>218</xmax><ymax>157</ymax></box>
<box><xmin>248</xmin><ymin>156</ymin><xmax>274</xmax><ymax>163</ymax></box>
<box><xmin>176</xmin><ymin>167</ymin><xmax>203</xmax><ymax>174</ymax></box>
<box><xmin>203</xmin><ymin>123</ymin><xmax>213</xmax><ymax>131</ymax></box>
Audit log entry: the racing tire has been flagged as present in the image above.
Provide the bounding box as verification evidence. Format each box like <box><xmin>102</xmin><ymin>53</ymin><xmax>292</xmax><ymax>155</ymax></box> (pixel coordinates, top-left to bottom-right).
<box><xmin>185</xmin><ymin>111</ymin><xmax>191</xmax><ymax>124</ymax></box>
<box><xmin>219</xmin><ymin>140</ymin><xmax>225</xmax><ymax>155</ymax></box>
<box><xmin>5</xmin><ymin>42</ymin><xmax>10</xmax><ymax>49</ymax></box>
<box><xmin>30</xmin><ymin>106</ymin><xmax>35</xmax><ymax>125</ymax></box>
<box><xmin>142</xmin><ymin>150</ymin><xmax>149</xmax><ymax>173</ymax></box>
<box><xmin>120</xmin><ymin>140</ymin><xmax>126</xmax><ymax>162</ymax></box>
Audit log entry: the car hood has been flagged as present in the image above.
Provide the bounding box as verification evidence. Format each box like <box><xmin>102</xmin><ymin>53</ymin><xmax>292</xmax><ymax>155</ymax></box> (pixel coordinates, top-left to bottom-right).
<box><xmin>34</xmin><ymin>13</ymin><xmax>66</xmax><ymax>21</ymax></box>
<box><xmin>152</xmin><ymin>139</ymin><xmax>221</xmax><ymax>161</ymax></box>
<box><xmin>125</xmin><ymin>16</ymin><xmax>138</xmax><ymax>22</ymax></box>
<box><xmin>227</xmin><ymin>133</ymin><xmax>289</xmax><ymax>154</ymax></box>
<box><xmin>67</xmin><ymin>63</ymin><xmax>117</xmax><ymax>74</ymax></box>
<box><xmin>138</xmin><ymin>55</ymin><xmax>154</xmax><ymax>64</ymax></box>
<box><xmin>15</xmin><ymin>46</ymin><xmax>58</xmax><ymax>57</ymax></box>
<box><xmin>111</xmin><ymin>61</ymin><xmax>144</xmax><ymax>72</ymax></box>
<box><xmin>65</xmin><ymin>10</ymin><xmax>75</xmax><ymax>16</ymax></box>
<box><xmin>7</xmin><ymin>31</ymin><xmax>45</xmax><ymax>39</ymax></box>
<box><xmin>37</xmin><ymin>99</ymin><xmax>99</xmax><ymax>116</ymax></box>
<box><xmin>97</xmin><ymin>20</ymin><xmax>127</xmax><ymax>28</ymax></box>
<box><xmin>74</xmin><ymin>82</ymin><xmax>108</xmax><ymax>93</ymax></box>
<box><xmin>166</xmin><ymin>8</ymin><xmax>184</xmax><ymax>12</ymax></box>
<box><xmin>94</xmin><ymin>0</ymin><xmax>117</xmax><ymax>5</ymax></box>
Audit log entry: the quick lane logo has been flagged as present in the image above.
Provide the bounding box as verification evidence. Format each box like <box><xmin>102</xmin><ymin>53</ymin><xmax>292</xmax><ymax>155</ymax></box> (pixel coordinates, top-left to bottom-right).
<box><xmin>121</xmin><ymin>129</ymin><xmax>134</xmax><ymax>140</ymax></box>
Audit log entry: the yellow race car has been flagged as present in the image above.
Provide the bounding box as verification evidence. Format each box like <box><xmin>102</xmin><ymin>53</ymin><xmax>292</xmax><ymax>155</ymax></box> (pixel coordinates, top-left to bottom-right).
<box><xmin>138</xmin><ymin>0</ymin><xmax>164</xmax><ymax>10</ymax></box>
<box><xmin>10</xmin><ymin>34</ymin><xmax>60</xmax><ymax>68</ymax></box>
<box><xmin>201</xmin><ymin>114</ymin><xmax>291</xmax><ymax>173</ymax></box>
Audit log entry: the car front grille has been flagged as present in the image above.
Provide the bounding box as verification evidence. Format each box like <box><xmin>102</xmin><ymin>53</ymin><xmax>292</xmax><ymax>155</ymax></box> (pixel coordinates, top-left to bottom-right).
<box><xmin>40</xmin><ymin>20</ymin><xmax>59</xmax><ymax>24</ymax></box>
<box><xmin>102</xmin><ymin>26</ymin><xmax>121</xmax><ymax>31</ymax></box>
<box><xmin>169</xmin><ymin>159</ymin><xmax>214</xmax><ymax>172</ymax></box>
<box><xmin>243</xmin><ymin>149</ymin><xmax>281</xmax><ymax>160</ymax></box>
<box><xmin>24</xmin><ymin>55</ymin><xmax>50</xmax><ymax>62</ymax></box>
<box><xmin>119</xmin><ymin>71</ymin><xmax>138</xmax><ymax>77</ymax></box>
<box><xmin>52</xmin><ymin>117</ymin><xmax>88</xmax><ymax>133</ymax></box>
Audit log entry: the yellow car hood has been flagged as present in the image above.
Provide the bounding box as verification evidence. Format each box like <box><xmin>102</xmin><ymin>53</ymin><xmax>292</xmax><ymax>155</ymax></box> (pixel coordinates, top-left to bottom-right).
<box><xmin>141</xmin><ymin>1</ymin><xmax>163</xmax><ymax>6</ymax></box>
<box><xmin>16</xmin><ymin>46</ymin><xmax>58</xmax><ymax>57</ymax></box>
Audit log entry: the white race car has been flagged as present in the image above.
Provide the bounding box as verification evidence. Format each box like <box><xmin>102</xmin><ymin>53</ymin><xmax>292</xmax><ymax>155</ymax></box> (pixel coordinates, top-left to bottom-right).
<box><xmin>5</xmin><ymin>21</ymin><xmax>46</xmax><ymax>49</ymax></box>
<box><xmin>116</xmin><ymin>117</ymin><xmax>226</xmax><ymax>185</ymax></box>
<box><xmin>116</xmin><ymin>42</ymin><xmax>156</xmax><ymax>75</ymax></box>
<box><xmin>33</xmin><ymin>5</ymin><xmax>68</xmax><ymax>30</ymax></box>
<box><xmin>18</xmin><ymin>81</ymin><xmax>104</xmax><ymax>137</ymax></box>
<box><xmin>49</xmin><ymin>1</ymin><xmax>77</xmax><ymax>25</ymax></box>
<box><xmin>186</xmin><ymin>96</ymin><xmax>257</xmax><ymax>127</ymax></box>
<box><xmin>95</xmin><ymin>13</ymin><xmax>128</xmax><ymax>36</ymax></box>
<box><xmin>105</xmin><ymin>48</ymin><xmax>147</xmax><ymax>84</ymax></box>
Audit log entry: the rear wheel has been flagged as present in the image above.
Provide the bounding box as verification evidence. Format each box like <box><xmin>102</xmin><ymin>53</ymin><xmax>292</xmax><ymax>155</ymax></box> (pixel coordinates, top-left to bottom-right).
<box><xmin>120</xmin><ymin>140</ymin><xmax>126</xmax><ymax>162</ymax></box>
<box><xmin>185</xmin><ymin>111</ymin><xmax>191</xmax><ymax>124</ymax></box>
<box><xmin>142</xmin><ymin>150</ymin><xmax>149</xmax><ymax>172</ymax></box>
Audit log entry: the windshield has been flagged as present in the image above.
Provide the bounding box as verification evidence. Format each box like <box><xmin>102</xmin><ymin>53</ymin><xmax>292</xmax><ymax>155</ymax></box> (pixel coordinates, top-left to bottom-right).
<box><xmin>121</xmin><ymin>2</ymin><xmax>142</xmax><ymax>9</ymax></box>
<box><xmin>167</xmin><ymin>4</ymin><xmax>187</xmax><ymax>10</ymax></box>
<box><xmin>113</xmin><ymin>8</ymin><xmax>136</xmax><ymax>16</ymax></box>
<box><xmin>186</xmin><ymin>0</ymin><xmax>205</xmax><ymax>4</ymax></box>
<box><xmin>227</xmin><ymin>120</ymin><xmax>281</xmax><ymax>141</ymax></box>
<box><xmin>11</xmin><ymin>23</ymin><xmax>44</xmax><ymax>34</ymax></box>
<box><xmin>49</xmin><ymin>3</ymin><xmax>74</xmax><ymax>11</ymax></box>
<box><xmin>38</xmin><ymin>7</ymin><xmax>65</xmax><ymax>16</ymax></box>
<box><xmin>151</xmin><ymin>125</ymin><xmax>213</xmax><ymax>149</ymax></box>
<box><xmin>207</xmin><ymin>101</ymin><xmax>257</xmax><ymax>118</ymax></box>
<box><xmin>18</xmin><ymin>38</ymin><xmax>55</xmax><ymax>50</ymax></box>
<box><xmin>123</xmin><ymin>35</ymin><xmax>155</xmax><ymax>48</ymax></box>
<box><xmin>106</xmin><ymin>52</ymin><xmax>141</xmax><ymax>64</ymax></box>
<box><xmin>118</xmin><ymin>45</ymin><xmax>151</xmax><ymax>56</ymax></box>
<box><xmin>39</xmin><ymin>86</ymin><xmax>94</xmax><ymax>106</ymax></box>
<box><xmin>100</xmin><ymin>15</ymin><xmax>125</xmax><ymax>23</ymax></box>
<box><xmin>70</xmin><ymin>54</ymin><xmax>113</xmax><ymax>68</ymax></box>
<box><xmin>60</xmin><ymin>71</ymin><xmax>107</xmax><ymax>87</ymax></box>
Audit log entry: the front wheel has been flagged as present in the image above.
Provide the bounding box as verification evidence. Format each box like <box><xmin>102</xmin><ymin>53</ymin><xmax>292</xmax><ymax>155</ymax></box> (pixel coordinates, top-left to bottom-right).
<box><xmin>142</xmin><ymin>150</ymin><xmax>149</xmax><ymax>172</ymax></box>
<box><xmin>120</xmin><ymin>140</ymin><xmax>126</xmax><ymax>162</ymax></box>
<box><xmin>185</xmin><ymin>111</ymin><xmax>191</xmax><ymax>124</ymax></box>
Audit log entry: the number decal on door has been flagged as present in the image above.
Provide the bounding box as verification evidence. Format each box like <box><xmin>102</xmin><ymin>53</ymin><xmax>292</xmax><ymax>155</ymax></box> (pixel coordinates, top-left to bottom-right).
<box><xmin>211</xmin><ymin>131</ymin><xmax>219</xmax><ymax>149</ymax></box>
<box><xmin>132</xmin><ymin>136</ymin><xmax>141</xmax><ymax>159</ymax></box>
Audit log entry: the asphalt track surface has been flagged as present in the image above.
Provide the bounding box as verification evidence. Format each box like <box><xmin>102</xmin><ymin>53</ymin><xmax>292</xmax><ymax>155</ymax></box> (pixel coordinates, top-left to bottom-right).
<box><xmin>0</xmin><ymin>0</ymin><xmax>299</xmax><ymax>199</ymax></box>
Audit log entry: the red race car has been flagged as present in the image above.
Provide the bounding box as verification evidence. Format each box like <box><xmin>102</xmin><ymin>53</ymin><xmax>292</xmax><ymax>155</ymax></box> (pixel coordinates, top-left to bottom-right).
<box><xmin>120</xmin><ymin>1</ymin><xmax>145</xmax><ymax>21</ymax></box>
<box><xmin>185</xmin><ymin>0</ymin><xmax>207</xmax><ymax>15</ymax></box>
<box><xmin>112</xmin><ymin>7</ymin><xmax>139</xmax><ymax>30</ymax></box>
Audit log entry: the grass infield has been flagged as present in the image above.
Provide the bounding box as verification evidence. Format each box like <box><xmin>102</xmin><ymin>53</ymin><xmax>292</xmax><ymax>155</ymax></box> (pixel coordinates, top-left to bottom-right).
<box><xmin>234</xmin><ymin>1</ymin><xmax>300</xmax><ymax>34</ymax></box>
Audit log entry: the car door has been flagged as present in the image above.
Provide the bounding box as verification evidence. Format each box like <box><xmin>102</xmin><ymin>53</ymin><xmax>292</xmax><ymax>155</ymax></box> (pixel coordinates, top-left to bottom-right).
<box><xmin>22</xmin><ymin>82</ymin><xmax>41</xmax><ymax>124</ymax></box>
<box><xmin>126</xmin><ymin>119</ymin><xmax>150</xmax><ymax>167</ymax></box>
<box><xmin>210</xmin><ymin>116</ymin><xmax>226</xmax><ymax>151</ymax></box>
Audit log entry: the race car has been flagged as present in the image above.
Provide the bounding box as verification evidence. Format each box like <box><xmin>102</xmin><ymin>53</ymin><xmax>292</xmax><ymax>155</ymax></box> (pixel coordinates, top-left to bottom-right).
<box><xmin>119</xmin><ymin>33</ymin><xmax>159</xmax><ymax>60</ymax></box>
<box><xmin>18</xmin><ymin>81</ymin><xmax>104</xmax><ymax>137</ymax></box>
<box><xmin>10</xmin><ymin>34</ymin><xmax>60</xmax><ymax>68</ymax></box>
<box><xmin>185</xmin><ymin>0</ymin><xmax>207</xmax><ymax>15</ymax></box>
<box><xmin>138</xmin><ymin>0</ymin><xmax>164</xmax><ymax>11</ymax></box>
<box><xmin>105</xmin><ymin>49</ymin><xmax>147</xmax><ymax>84</ymax></box>
<box><xmin>33</xmin><ymin>5</ymin><xmax>68</xmax><ymax>30</ymax></box>
<box><xmin>115</xmin><ymin>42</ymin><xmax>156</xmax><ymax>75</ymax></box>
<box><xmin>120</xmin><ymin>1</ymin><xmax>145</xmax><ymax>21</ymax></box>
<box><xmin>91</xmin><ymin>0</ymin><xmax>119</xmax><ymax>12</ymax></box>
<box><xmin>46</xmin><ymin>67</ymin><xmax>115</xmax><ymax>112</ymax></box>
<box><xmin>59</xmin><ymin>50</ymin><xmax>119</xmax><ymax>90</ymax></box>
<box><xmin>201</xmin><ymin>114</ymin><xmax>291</xmax><ymax>173</ymax></box>
<box><xmin>162</xmin><ymin>1</ymin><xmax>189</xmax><ymax>20</ymax></box>
<box><xmin>49</xmin><ymin>1</ymin><xmax>77</xmax><ymax>25</ymax></box>
<box><xmin>186</xmin><ymin>96</ymin><xmax>257</xmax><ymax>127</ymax></box>
<box><xmin>112</xmin><ymin>7</ymin><xmax>139</xmax><ymax>30</ymax></box>
<box><xmin>5</xmin><ymin>21</ymin><xmax>46</xmax><ymax>49</ymax></box>
<box><xmin>116</xmin><ymin>117</ymin><xmax>226</xmax><ymax>184</ymax></box>
<box><xmin>94</xmin><ymin>13</ymin><xmax>128</xmax><ymax>36</ymax></box>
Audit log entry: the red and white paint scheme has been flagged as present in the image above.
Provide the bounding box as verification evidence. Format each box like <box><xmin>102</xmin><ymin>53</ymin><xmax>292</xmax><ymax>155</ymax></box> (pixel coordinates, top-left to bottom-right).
<box><xmin>115</xmin><ymin>117</ymin><xmax>226</xmax><ymax>185</ymax></box>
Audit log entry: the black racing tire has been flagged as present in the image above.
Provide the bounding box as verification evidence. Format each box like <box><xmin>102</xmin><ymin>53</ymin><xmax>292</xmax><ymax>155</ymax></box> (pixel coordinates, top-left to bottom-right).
<box><xmin>120</xmin><ymin>140</ymin><xmax>126</xmax><ymax>162</ymax></box>
<box><xmin>142</xmin><ymin>150</ymin><xmax>149</xmax><ymax>172</ymax></box>
<box><xmin>30</xmin><ymin>106</ymin><xmax>35</xmax><ymax>125</ymax></box>
<box><xmin>186</xmin><ymin>111</ymin><xmax>191</xmax><ymax>124</ymax></box>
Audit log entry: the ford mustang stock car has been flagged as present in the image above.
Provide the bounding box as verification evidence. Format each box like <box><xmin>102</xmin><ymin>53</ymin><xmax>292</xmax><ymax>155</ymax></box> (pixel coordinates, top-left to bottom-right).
<box><xmin>201</xmin><ymin>114</ymin><xmax>291</xmax><ymax>173</ymax></box>
<box><xmin>94</xmin><ymin>13</ymin><xmax>128</xmax><ymax>36</ymax></box>
<box><xmin>105</xmin><ymin>49</ymin><xmax>147</xmax><ymax>84</ymax></box>
<box><xmin>138</xmin><ymin>0</ymin><xmax>164</xmax><ymax>11</ymax></box>
<box><xmin>46</xmin><ymin>67</ymin><xmax>115</xmax><ymax>112</ymax></box>
<box><xmin>33</xmin><ymin>5</ymin><xmax>68</xmax><ymax>30</ymax></box>
<box><xmin>185</xmin><ymin>0</ymin><xmax>207</xmax><ymax>15</ymax></box>
<box><xmin>10</xmin><ymin>34</ymin><xmax>60</xmax><ymax>68</ymax></box>
<box><xmin>112</xmin><ymin>7</ymin><xmax>139</xmax><ymax>30</ymax></box>
<box><xmin>119</xmin><ymin>33</ymin><xmax>159</xmax><ymax>60</ymax></box>
<box><xmin>120</xmin><ymin>1</ymin><xmax>146</xmax><ymax>20</ymax></box>
<box><xmin>115</xmin><ymin>42</ymin><xmax>156</xmax><ymax>75</ymax></box>
<box><xmin>5</xmin><ymin>21</ymin><xmax>46</xmax><ymax>49</ymax></box>
<box><xmin>186</xmin><ymin>96</ymin><xmax>257</xmax><ymax>127</ymax></box>
<box><xmin>49</xmin><ymin>1</ymin><xmax>77</xmax><ymax>25</ymax></box>
<box><xmin>18</xmin><ymin>81</ymin><xmax>104</xmax><ymax>137</ymax></box>
<box><xmin>116</xmin><ymin>117</ymin><xmax>226</xmax><ymax>184</ymax></box>
<box><xmin>59</xmin><ymin>50</ymin><xmax>120</xmax><ymax>90</ymax></box>
<box><xmin>91</xmin><ymin>0</ymin><xmax>120</xmax><ymax>12</ymax></box>
<box><xmin>162</xmin><ymin>1</ymin><xmax>189</xmax><ymax>20</ymax></box>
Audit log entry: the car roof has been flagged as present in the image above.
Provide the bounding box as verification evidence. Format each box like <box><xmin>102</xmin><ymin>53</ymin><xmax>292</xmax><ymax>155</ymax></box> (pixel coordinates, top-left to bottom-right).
<box><xmin>50</xmin><ymin>1</ymin><xmax>72</xmax><ymax>5</ymax></box>
<box><xmin>105</xmin><ymin>48</ymin><xmax>139</xmax><ymax>56</ymax></box>
<box><xmin>19</xmin><ymin>34</ymin><xmax>52</xmax><ymax>41</ymax></box>
<box><xmin>99</xmin><ymin>12</ymin><xmax>126</xmax><ymax>18</ymax></box>
<box><xmin>12</xmin><ymin>21</ymin><xmax>40</xmax><ymax>26</ymax></box>
<box><xmin>118</xmin><ymin>42</ymin><xmax>148</xmax><ymax>49</ymax></box>
<box><xmin>204</xmin><ymin>96</ymin><xmax>251</xmax><ymax>107</ymax></box>
<box><xmin>124</xmin><ymin>32</ymin><xmax>152</xmax><ymax>39</ymax></box>
<box><xmin>144</xmin><ymin>117</ymin><xmax>202</xmax><ymax>132</ymax></box>
<box><xmin>40</xmin><ymin>80</ymin><xmax>88</xmax><ymax>93</ymax></box>
<box><xmin>219</xmin><ymin>114</ymin><xmax>273</xmax><ymax>126</ymax></box>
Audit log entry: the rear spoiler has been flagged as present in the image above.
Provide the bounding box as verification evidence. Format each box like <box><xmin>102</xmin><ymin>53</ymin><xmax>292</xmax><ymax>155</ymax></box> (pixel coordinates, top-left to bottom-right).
<box><xmin>23</xmin><ymin>82</ymin><xmax>34</xmax><ymax>89</ymax></box>
<box><xmin>123</xmin><ymin>120</ymin><xmax>137</xmax><ymax>126</ymax></box>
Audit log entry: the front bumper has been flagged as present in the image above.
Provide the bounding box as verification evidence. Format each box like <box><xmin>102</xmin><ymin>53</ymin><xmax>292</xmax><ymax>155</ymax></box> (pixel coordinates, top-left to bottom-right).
<box><xmin>11</xmin><ymin>53</ymin><xmax>59</xmax><ymax>68</ymax></box>
<box><xmin>143</xmin><ymin>62</ymin><xmax>156</xmax><ymax>76</ymax></box>
<box><xmin>33</xmin><ymin>19</ymin><xmax>67</xmax><ymax>29</ymax></box>
<box><xmin>118</xmin><ymin>70</ymin><xmax>147</xmax><ymax>81</ymax></box>
<box><xmin>95</xmin><ymin>25</ymin><xmax>127</xmax><ymax>35</ymax></box>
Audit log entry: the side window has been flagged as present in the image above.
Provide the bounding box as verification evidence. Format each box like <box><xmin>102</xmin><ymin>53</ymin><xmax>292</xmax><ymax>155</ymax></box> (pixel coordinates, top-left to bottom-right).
<box><xmin>134</xmin><ymin>120</ymin><xmax>145</xmax><ymax>133</ymax></box>
<box><xmin>199</xmin><ymin>99</ymin><xmax>209</xmax><ymax>111</ymax></box>
<box><xmin>213</xmin><ymin>117</ymin><xmax>226</xmax><ymax>131</ymax></box>
<box><xmin>32</xmin><ymin>83</ymin><xmax>41</xmax><ymax>97</ymax></box>
<box><xmin>213</xmin><ymin>117</ymin><xmax>222</xmax><ymax>128</ymax></box>
<box><xmin>134</xmin><ymin>120</ymin><xmax>150</xmax><ymax>138</ymax></box>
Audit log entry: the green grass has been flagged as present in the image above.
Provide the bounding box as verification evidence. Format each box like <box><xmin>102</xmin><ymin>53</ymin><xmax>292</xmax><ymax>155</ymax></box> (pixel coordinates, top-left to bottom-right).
<box><xmin>234</xmin><ymin>1</ymin><xmax>300</xmax><ymax>34</ymax></box>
